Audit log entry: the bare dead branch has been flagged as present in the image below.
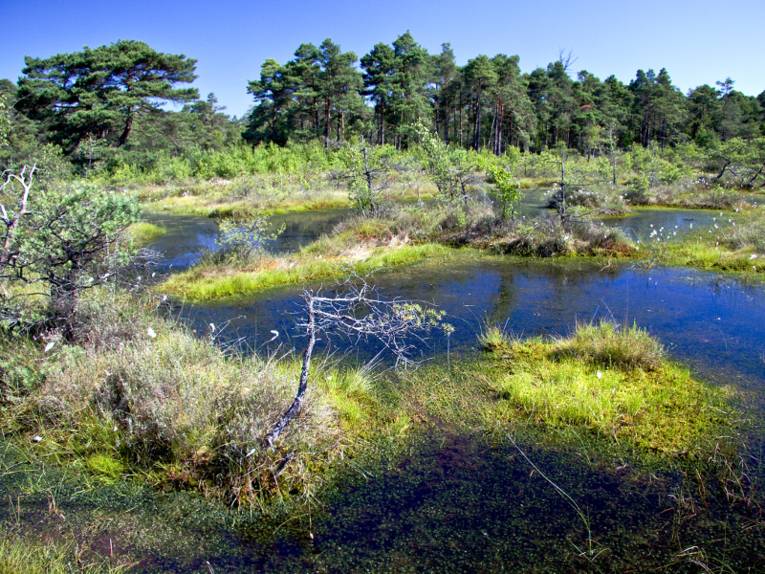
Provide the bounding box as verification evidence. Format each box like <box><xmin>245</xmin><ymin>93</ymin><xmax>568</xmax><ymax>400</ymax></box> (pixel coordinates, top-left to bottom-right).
<box><xmin>0</xmin><ymin>164</ymin><xmax>36</xmax><ymax>270</ymax></box>
<box><xmin>259</xmin><ymin>280</ymin><xmax>448</xmax><ymax>450</ymax></box>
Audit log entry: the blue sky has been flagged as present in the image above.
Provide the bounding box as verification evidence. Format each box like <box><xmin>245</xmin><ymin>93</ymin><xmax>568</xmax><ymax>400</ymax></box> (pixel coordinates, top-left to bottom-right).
<box><xmin>3</xmin><ymin>0</ymin><xmax>763</xmax><ymax>117</ymax></box>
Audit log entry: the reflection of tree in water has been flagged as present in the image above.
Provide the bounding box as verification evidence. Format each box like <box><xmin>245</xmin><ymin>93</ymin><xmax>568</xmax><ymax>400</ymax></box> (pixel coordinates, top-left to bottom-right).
<box><xmin>545</xmin><ymin>263</ymin><xmax>623</xmax><ymax>334</ymax></box>
<box><xmin>482</xmin><ymin>260</ymin><xmax>619</xmax><ymax>337</ymax></box>
<box><xmin>483</xmin><ymin>266</ymin><xmax>516</xmax><ymax>327</ymax></box>
<box><xmin>267</xmin><ymin>209</ymin><xmax>350</xmax><ymax>253</ymax></box>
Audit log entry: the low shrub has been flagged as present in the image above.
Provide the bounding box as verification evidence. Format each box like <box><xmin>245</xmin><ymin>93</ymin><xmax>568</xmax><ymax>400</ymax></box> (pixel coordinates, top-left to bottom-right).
<box><xmin>2</xmin><ymin>291</ymin><xmax>375</xmax><ymax>505</ymax></box>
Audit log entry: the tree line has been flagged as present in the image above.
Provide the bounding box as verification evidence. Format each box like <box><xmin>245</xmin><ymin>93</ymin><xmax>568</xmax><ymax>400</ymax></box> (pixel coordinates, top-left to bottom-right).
<box><xmin>1</xmin><ymin>35</ymin><xmax>764</xmax><ymax>173</ymax></box>
<box><xmin>246</xmin><ymin>32</ymin><xmax>764</xmax><ymax>153</ymax></box>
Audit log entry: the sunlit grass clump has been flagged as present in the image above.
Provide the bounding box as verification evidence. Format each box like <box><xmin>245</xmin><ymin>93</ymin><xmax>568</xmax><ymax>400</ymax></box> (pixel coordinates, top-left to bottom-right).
<box><xmin>125</xmin><ymin>221</ymin><xmax>166</xmax><ymax>246</ymax></box>
<box><xmin>159</xmin><ymin>242</ymin><xmax>456</xmax><ymax>303</ymax></box>
<box><xmin>479</xmin><ymin>321</ymin><xmax>735</xmax><ymax>459</ymax></box>
<box><xmin>0</xmin><ymin>534</ymin><xmax>127</xmax><ymax>573</ymax></box>
<box><xmin>557</xmin><ymin>321</ymin><xmax>665</xmax><ymax>371</ymax></box>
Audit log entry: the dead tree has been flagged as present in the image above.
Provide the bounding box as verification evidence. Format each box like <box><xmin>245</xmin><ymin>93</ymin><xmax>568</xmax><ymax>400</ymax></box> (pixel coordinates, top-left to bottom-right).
<box><xmin>335</xmin><ymin>143</ymin><xmax>391</xmax><ymax>215</ymax></box>
<box><xmin>0</xmin><ymin>165</ymin><xmax>36</xmax><ymax>272</ymax></box>
<box><xmin>261</xmin><ymin>282</ymin><xmax>446</xmax><ymax>449</ymax></box>
<box><xmin>557</xmin><ymin>149</ymin><xmax>568</xmax><ymax>223</ymax></box>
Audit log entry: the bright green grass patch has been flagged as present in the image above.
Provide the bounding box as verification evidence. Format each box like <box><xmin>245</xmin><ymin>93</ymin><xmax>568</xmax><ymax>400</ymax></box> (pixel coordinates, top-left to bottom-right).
<box><xmin>655</xmin><ymin>241</ymin><xmax>764</xmax><ymax>275</ymax></box>
<box><xmin>159</xmin><ymin>243</ymin><xmax>458</xmax><ymax>303</ymax></box>
<box><xmin>146</xmin><ymin>194</ymin><xmax>352</xmax><ymax>218</ymax></box>
<box><xmin>0</xmin><ymin>534</ymin><xmax>128</xmax><ymax>573</ymax></box>
<box><xmin>86</xmin><ymin>453</ymin><xmax>126</xmax><ymax>481</ymax></box>
<box><xmin>478</xmin><ymin>322</ymin><xmax>735</xmax><ymax>460</ymax></box>
<box><xmin>316</xmin><ymin>368</ymin><xmax>379</xmax><ymax>433</ymax></box>
<box><xmin>126</xmin><ymin>222</ymin><xmax>166</xmax><ymax>246</ymax></box>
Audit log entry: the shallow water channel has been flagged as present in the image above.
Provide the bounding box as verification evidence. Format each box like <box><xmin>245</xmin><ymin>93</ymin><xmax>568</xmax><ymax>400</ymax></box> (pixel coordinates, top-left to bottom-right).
<box><xmin>145</xmin><ymin>203</ymin><xmax>765</xmax><ymax>419</ymax></box>
<box><xmin>142</xmin><ymin>203</ymin><xmax>765</xmax><ymax>570</ymax></box>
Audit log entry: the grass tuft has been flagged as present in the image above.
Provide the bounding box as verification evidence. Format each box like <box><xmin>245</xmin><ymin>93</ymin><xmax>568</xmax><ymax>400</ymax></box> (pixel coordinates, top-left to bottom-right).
<box><xmin>477</xmin><ymin>322</ymin><xmax>734</xmax><ymax>459</ymax></box>
<box><xmin>556</xmin><ymin>321</ymin><xmax>665</xmax><ymax>371</ymax></box>
<box><xmin>0</xmin><ymin>534</ymin><xmax>128</xmax><ymax>573</ymax></box>
<box><xmin>478</xmin><ymin>324</ymin><xmax>513</xmax><ymax>354</ymax></box>
<box><xmin>125</xmin><ymin>222</ymin><xmax>166</xmax><ymax>246</ymax></box>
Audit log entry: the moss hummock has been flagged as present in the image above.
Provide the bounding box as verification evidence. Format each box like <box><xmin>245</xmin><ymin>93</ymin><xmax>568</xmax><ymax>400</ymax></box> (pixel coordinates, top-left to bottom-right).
<box><xmin>158</xmin><ymin>243</ymin><xmax>459</xmax><ymax>303</ymax></box>
<box><xmin>471</xmin><ymin>322</ymin><xmax>737</xmax><ymax>462</ymax></box>
<box><xmin>125</xmin><ymin>221</ymin><xmax>166</xmax><ymax>246</ymax></box>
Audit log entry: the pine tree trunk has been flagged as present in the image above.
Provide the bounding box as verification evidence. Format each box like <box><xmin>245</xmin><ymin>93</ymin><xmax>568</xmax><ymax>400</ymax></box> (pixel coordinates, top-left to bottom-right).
<box><xmin>117</xmin><ymin>114</ymin><xmax>133</xmax><ymax>147</ymax></box>
<box><xmin>473</xmin><ymin>104</ymin><xmax>480</xmax><ymax>150</ymax></box>
<box><xmin>323</xmin><ymin>99</ymin><xmax>331</xmax><ymax>148</ymax></box>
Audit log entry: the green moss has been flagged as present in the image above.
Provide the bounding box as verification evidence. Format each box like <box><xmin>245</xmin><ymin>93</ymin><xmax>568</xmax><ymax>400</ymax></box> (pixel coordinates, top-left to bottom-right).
<box><xmin>159</xmin><ymin>243</ymin><xmax>459</xmax><ymax>303</ymax></box>
<box><xmin>404</xmin><ymin>321</ymin><xmax>739</xmax><ymax>469</ymax></box>
<box><xmin>474</xmin><ymin>322</ymin><xmax>735</xmax><ymax>461</ymax></box>
<box><xmin>126</xmin><ymin>222</ymin><xmax>166</xmax><ymax>246</ymax></box>
<box><xmin>86</xmin><ymin>453</ymin><xmax>126</xmax><ymax>481</ymax></box>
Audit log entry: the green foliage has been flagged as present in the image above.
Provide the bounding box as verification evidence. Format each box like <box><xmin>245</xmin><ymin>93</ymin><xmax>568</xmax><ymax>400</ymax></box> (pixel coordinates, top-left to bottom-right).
<box><xmin>6</xmin><ymin>31</ymin><xmax>765</xmax><ymax>180</ymax></box>
<box><xmin>0</xmin><ymin>93</ymin><xmax>9</xmax><ymax>150</ymax></box>
<box><xmin>487</xmin><ymin>164</ymin><xmax>521</xmax><ymax>220</ymax></box>
<box><xmin>413</xmin><ymin>121</ymin><xmax>478</xmax><ymax>209</ymax></box>
<box><xmin>15</xmin><ymin>185</ymin><xmax>138</xmax><ymax>272</ymax></box>
<box><xmin>337</xmin><ymin>143</ymin><xmax>397</xmax><ymax>213</ymax></box>
<box><xmin>97</xmin><ymin>141</ymin><xmax>347</xmax><ymax>184</ymax></box>
<box><xmin>6</xmin><ymin>183</ymin><xmax>138</xmax><ymax>333</ymax></box>
<box><xmin>246</xmin><ymin>39</ymin><xmax>366</xmax><ymax>146</ymax></box>
<box><xmin>17</xmin><ymin>40</ymin><xmax>198</xmax><ymax>155</ymax></box>
<box><xmin>211</xmin><ymin>216</ymin><xmax>284</xmax><ymax>264</ymax></box>
<box><xmin>708</xmin><ymin>137</ymin><xmax>765</xmax><ymax>188</ymax></box>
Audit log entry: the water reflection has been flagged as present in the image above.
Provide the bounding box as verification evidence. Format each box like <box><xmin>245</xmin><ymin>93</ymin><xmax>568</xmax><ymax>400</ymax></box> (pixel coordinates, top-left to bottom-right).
<box><xmin>174</xmin><ymin>260</ymin><xmax>765</xmax><ymax>396</ymax></box>
<box><xmin>144</xmin><ymin>208</ymin><xmax>350</xmax><ymax>271</ymax></box>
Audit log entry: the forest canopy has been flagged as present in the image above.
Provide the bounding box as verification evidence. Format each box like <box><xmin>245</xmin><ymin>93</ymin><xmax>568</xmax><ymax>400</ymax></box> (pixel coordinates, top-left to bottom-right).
<box><xmin>2</xmin><ymin>34</ymin><xmax>764</xmax><ymax>174</ymax></box>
